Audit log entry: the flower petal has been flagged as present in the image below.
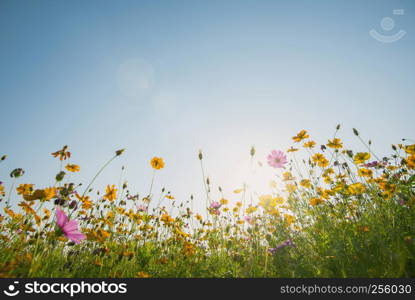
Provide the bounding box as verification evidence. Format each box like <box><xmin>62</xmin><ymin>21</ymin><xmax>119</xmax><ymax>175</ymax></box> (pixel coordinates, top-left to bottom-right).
<box><xmin>56</xmin><ymin>207</ymin><xmax>68</xmax><ymax>228</ymax></box>
<box><xmin>62</xmin><ymin>220</ymin><xmax>78</xmax><ymax>233</ymax></box>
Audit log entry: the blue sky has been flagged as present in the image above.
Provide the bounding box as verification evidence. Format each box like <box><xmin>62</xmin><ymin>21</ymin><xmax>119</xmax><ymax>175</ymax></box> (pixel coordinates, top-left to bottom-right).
<box><xmin>1</xmin><ymin>0</ymin><xmax>414</xmax><ymax>212</ymax></box>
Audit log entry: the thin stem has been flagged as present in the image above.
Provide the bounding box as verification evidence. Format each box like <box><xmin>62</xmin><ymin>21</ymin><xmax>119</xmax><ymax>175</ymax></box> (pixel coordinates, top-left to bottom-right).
<box><xmin>148</xmin><ymin>169</ymin><xmax>156</xmax><ymax>197</ymax></box>
<box><xmin>5</xmin><ymin>177</ymin><xmax>16</xmax><ymax>208</ymax></box>
<box><xmin>81</xmin><ymin>155</ymin><xmax>117</xmax><ymax>199</ymax></box>
<box><xmin>200</xmin><ymin>160</ymin><xmax>210</xmax><ymax>210</ymax></box>
<box><xmin>356</xmin><ymin>135</ymin><xmax>381</xmax><ymax>162</ymax></box>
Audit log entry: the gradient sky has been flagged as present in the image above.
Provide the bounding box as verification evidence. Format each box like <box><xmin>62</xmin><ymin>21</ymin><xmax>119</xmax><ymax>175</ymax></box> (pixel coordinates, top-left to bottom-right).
<box><xmin>1</xmin><ymin>0</ymin><xmax>414</xmax><ymax>212</ymax></box>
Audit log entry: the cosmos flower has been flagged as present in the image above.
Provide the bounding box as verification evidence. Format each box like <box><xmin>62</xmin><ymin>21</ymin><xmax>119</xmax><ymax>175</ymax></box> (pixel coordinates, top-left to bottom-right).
<box><xmin>268</xmin><ymin>240</ymin><xmax>295</xmax><ymax>255</ymax></box>
<box><xmin>103</xmin><ymin>185</ymin><xmax>117</xmax><ymax>202</ymax></box>
<box><xmin>292</xmin><ymin>130</ymin><xmax>309</xmax><ymax>143</ymax></box>
<box><xmin>364</xmin><ymin>161</ymin><xmax>380</xmax><ymax>168</ymax></box>
<box><xmin>353</xmin><ymin>152</ymin><xmax>371</xmax><ymax>165</ymax></box>
<box><xmin>327</xmin><ymin>138</ymin><xmax>343</xmax><ymax>149</ymax></box>
<box><xmin>210</xmin><ymin>202</ymin><xmax>222</xmax><ymax>209</ymax></box>
<box><xmin>312</xmin><ymin>153</ymin><xmax>329</xmax><ymax>168</ymax></box>
<box><xmin>150</xmin><ymin>157</ymin><xmax>165</xmax><ymax>170</ymax></box>
<box><xmin>137</xmin><ymin>204</ymin><xmax>148</xmax><ymax>212</ymax></box>
<box><xmin>244</xmin><ymin>215</ymin><xmax>254</xmax><ymax>224</ymax></box>
<box><xmin>16</xmin><ymin>184</ymin><xmax>34</xmax><ymax>195</ymax></box>
<box><xmin>65</xmin><ymin>164</ymin><xmax>80</xmax><ymax>172</ymax></box>
<box><xmin>51</xmin><ymin>145</ymin><xmax>71</xmax><ymax>161</ymax></box>
<box><xmin>303</xmin><ymin>140</ymin><xmax>316</xmax><ymax>148</ymax></box>
<box><xmin>267</xmin><ymin>150</ymin><xmax>287</xmax><ymax>168</ymax></box>
<box><xmin>56</xmin><ymin>207</ymin><xmax>86</xmax><ymax>244</ymax></box>
<box><xmin>406</xmin><ymin>155</ymin><xmax>415</xmax><ymax>169</ymax></box>
<box><xmin>208</xmin><ymin>202</ymin><xmax>222</xmax><ymax>215</ymax></box>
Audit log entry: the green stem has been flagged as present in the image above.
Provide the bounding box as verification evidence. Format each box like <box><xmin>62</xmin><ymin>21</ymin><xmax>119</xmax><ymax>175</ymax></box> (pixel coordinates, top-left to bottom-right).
<box><xmin>81</xmin><ymin>155</ymin><xmax>117</xmax><ymax>199</ymax></box>
<box><xmin>5</xmin><ymin>177</ymin><xmax>16</xmax><ymax>208</ymax></box>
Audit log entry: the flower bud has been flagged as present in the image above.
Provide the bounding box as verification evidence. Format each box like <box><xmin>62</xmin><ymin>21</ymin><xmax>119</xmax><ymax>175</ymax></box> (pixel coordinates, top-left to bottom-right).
<box><xmin>250</xmin><ymin>146</ymin><xmax>256</xmax><ymax>157</ymax></box>
<box><xmin>115</xmin><ymin>149</ymin><xmax>125</xmax><ymax>156</ymax></box>
<box><xmin>56</xmin><ymin>171</ymin><xmax>66</xmax><ymax>182</ymax></box>
<box><xmin>10</xmin><ymin>168</ymin><xmax>24</xmax><ymax>178</ymax></box>
<box><xmin>54</xmin><ymin>198</ymin><xmax>66</xmax><ymax>206</ymax></box>
<box><xmin>69</xmin><ymin>200</ymin><xmax>77</xmax><ymax>209</ymax></box>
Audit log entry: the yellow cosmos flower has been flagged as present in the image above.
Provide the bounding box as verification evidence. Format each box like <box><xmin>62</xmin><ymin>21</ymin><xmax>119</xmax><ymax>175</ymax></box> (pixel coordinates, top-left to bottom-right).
<box><xmin>220</xmin><ymin>198</ymin><xmax>228</xmax><ymax>205</ymax></box>
<box><xmin>160</xmin><ymin>213</ymin><xmax>174</xmax><ymax>224</ymax></box>
<box><xmin>65</xmin><ymin>164</ymin><xmax>80</xmax><ymax>172</ymax></box>
<box><xmin>245</xmin><ymin>206</ymin><xmax>257</xmax><ymax>214</ymax></box>
<box><xmin>51</xmin><ymin>145</ymin><xmax>71</xmax><ymax>161</ymax></box>
<box><xmin>292</xmin><ymin>130</ymin><xmax>310</xmax><ymax>143</ymax></box>
<box><xmin>300</xmin><ymin>179</ymin><xmax>311</xmax><ymax>188</ymax></box>
<box><xmin>282</xmin><ymin>171</ymin><xmax>295</xmax><ymax>181</ymax></box>
<box><xmin>43</xmin><ymin>208</ymin><xmax>51</xmax><ymax>220</ymax></box>
<box><xmin>323</xmin><ymin>168</ymin><xmax>334</xmax><ymax>176</ymax></box>
<box><xmin>23</xmin><ymin>189</ymin><xmax>48</xmax><ymax>201</ymax></box>
<box><xmin>150</xmin><ymin>157</ymin><xmax>165</xmax><ymax>170</ymax></box>
<box><xmin>357</xmin><ymin>168</ymin><xmax>373</xmax><ymax>177</ymax></box>
<box><xmin>303</xmin><ymin>140</ymin><xmax>316</xmax><ymax>148</ymax></box>
<box><xmin>259</xmin><ymin>195</ymin><xmax>284</xmax><ymax>210</ymax></box>
<box><xmin>42</xmin><ymin>187</ymin><xmax>56</xmax><ymax>200</ymax></box>
<box><xmin>378</xmin><ymin>180</ymin><xmax>395</xmax><ymax>194</ymax></box>
<box><xmin>309</xmin><ymin>197</ymin><xmax>323</xmax><ymax>206</ymax></box>
<box><xmin>327</xmin><ymin>138</ymin><xmax>343</xmax><ymax>149</ymax></box>
<box><xmin>34</xmin><ymin>214</ymin><xmax>41</xmax><ymax>226</ymax></box>
<box><xmin>284</xmin><ymin>214</ymin><xmax>295</xmax><ymax>225</ymax></box>
<box><xmin>348</xmin><ymin>183</ymin><xmax>366</xmax><ymax>195</ymax></box>
<box><xmin>312</xmin><ymin>153</ymin><xmax>329</xmax><ymax>168</ymax></box>
<box><xmin>404</xmin><ymin>144</ymin><xmax>415</xmax><ymax>155</ymax></box>
<box><xmin>268</xmin><ymin>207</ymin><xmax>280</xmax><ymax>217</ymax></box>
<box><xmin>353</xmin><ymin>152</ymin><xmax>371</xmax><ymax>165</ymax></box>
<box><xmin>286</xmin><ymin>184</ymin><xmax>297</xmax><ymax>193</ymax></box>
<box><xmin>16</xmin><ymin>184</ymin><xmax>34</xmax><ymax>195</ymax></box>
<box><xmin>323</xmin><ymin>176</ymin><xmax>333</xmax><ymax>184</ymax></box>
<box><xmin>4</xmin><ymin>208</ymin><xmax>19</xmax><ymax>219</ymax></box>
<box><xmin>97</xmin><ymin>229</ymin><xmax>111</xmax><ymax>239</ymax></box>
<box><xmin>406</xmin><ymin>155</ymin><xmax>415</xmax><ymax>169</ymax></box>
<box><xmin>287</xmin><ymin>147</ymin><xmax>299</xmax><ymax>153</ymax></box>
<box><xmin>135</xmin><ymin>271</ymin><xmax>151</xmax><ymax>278</ymax></box>
<box><xmin>18</xmin><ymin>201</ymin><xmax>36</xmax><ymax>214</ymax></box>
<box><xmin>259</xmin><ymin>195</ymin><xmax>276</xmax><ymax>209</ymax></box>
<box><xmin>104</xmin><ymin>184</ymin><xmax>117</xmax><ymax>202</ymax></box>
<box><xmin>319</xmin><ymin>189</ymin><xmax>334</xmax><ymax>200</ymax></box>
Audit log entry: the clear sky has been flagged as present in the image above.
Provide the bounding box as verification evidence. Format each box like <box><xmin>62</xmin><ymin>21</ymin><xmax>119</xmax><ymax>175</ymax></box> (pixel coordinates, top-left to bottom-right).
<box><xmin>1</xmin><ymin>0</ymin><xmax>414</xmax><ymax>212</ymax></box>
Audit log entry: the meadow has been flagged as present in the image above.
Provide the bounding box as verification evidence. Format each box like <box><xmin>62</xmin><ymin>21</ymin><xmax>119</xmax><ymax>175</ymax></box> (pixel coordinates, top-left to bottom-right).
<box><xmin>1</xmin><ymin>126</ymin><xmax>415</xmax><ymax>278</ymax></box>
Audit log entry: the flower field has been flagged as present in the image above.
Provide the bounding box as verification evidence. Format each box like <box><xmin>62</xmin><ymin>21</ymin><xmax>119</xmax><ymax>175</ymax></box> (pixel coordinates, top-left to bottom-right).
<box><xmin>1</xmin><ymin>127</ymin><xmax>415</xmax><ymax>278</ymax></box>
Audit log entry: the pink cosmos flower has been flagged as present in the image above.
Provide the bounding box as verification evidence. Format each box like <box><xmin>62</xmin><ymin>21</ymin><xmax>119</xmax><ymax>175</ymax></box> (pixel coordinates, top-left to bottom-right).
<box><xmin>137</xmin><ymin>204</ymin><xmax>148</xmax><ymax>212</ymax></box>
<box><xmin>267</xmin><ymin>150</ymin><xmax>287</xmax><ymax>168</ymax></box>
<box><xmin>210</xmin><ymin>202</ymin><xmax>221</xmax><ymax>209</ymax></box>
<box><xmin>209</xmin><ymin>202</ymin><xmax>221</xmax><ymax>216</ymax></box>
<box><xmin>244</xmin><ymin>215</ymin><xmax>254</xmax><ymax>224</ymax></box>
<box><xmin>56</xmin><ymin>207</ymin><xmax>86</xmax><ymax>244</ymax></box>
